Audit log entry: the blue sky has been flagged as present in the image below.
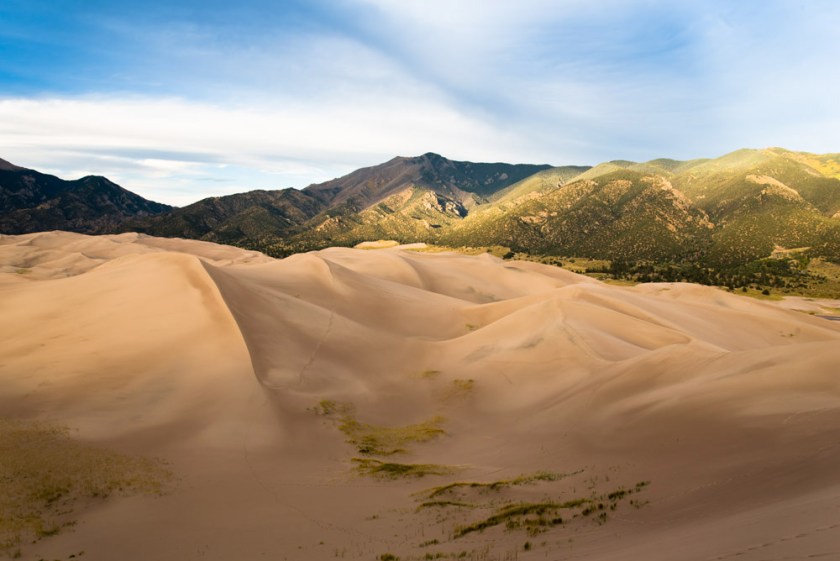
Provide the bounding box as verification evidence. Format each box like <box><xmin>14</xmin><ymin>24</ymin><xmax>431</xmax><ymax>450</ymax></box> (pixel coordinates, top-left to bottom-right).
<box><xmin>1</xmin><ymin>0</ymin><xmax>839</xmax><ymax>205</ymax></box>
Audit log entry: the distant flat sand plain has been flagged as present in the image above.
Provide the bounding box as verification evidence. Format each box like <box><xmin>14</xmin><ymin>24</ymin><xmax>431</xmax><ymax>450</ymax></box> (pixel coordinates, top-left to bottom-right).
<box><xmin>2</xmin><ymin>231</ymin><xmax>839</xmax><ymax>560</ymax></box>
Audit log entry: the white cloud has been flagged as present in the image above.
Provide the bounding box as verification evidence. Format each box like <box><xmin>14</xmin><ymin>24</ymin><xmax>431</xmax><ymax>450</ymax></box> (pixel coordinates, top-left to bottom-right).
<box><xmin>0</xmin><ymin>94</ymin><xmax>550</xmax><ymax>205</ymax></box>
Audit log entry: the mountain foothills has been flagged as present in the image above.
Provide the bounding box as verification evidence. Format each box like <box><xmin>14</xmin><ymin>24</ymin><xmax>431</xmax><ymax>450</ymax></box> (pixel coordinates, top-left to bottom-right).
<box><xmin>2</xmin><ymin>148</ymin><xmax>840</xmax><ymax>289</ymax></box>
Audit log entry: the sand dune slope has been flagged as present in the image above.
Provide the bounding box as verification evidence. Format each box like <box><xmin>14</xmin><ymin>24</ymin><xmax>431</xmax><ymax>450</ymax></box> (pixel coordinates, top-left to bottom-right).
<box><xmin>1</xmin><ymin>232</ymin><xmax>839</xmax><ymax>561</ymax></box>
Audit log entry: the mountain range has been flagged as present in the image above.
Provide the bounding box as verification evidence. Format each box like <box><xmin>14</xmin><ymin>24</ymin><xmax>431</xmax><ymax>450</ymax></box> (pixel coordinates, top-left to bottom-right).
<box><xmin>2</xmin><ymin>148</ymin><xmax>840</xmax><ymax>267</ymax></box>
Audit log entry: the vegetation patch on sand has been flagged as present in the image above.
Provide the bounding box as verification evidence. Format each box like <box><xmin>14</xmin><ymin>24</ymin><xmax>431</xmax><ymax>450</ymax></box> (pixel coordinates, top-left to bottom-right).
<box><xmin>452</xmin><ymin>480</ymin><xmax>651</xmax><ymax>538</ymax></box>
<box><xmin>0</xmin><ymin>419</ymin><xmax>171</xmax><ymax>557</ymax></box>
<box><xmin>453</xmin><ymin>500</ymin><xmax>587</xmax><ymax>538</ymax></box>
<box><xmin>416</xmin><ymin>500</ymin><xmax>475</xmax><ymax>511</ymax></box>
<box><xmin>365</xmin><ymin>470</ymin><xmax>650</xmax><ymax>558</ymax></box>
<box><xmin>413</xmin><ymin>369</ymin><xmax>442</xmax><ymax>380</ymax></box>
<box><xmin>421</xmin><ymin>470</ymin><xmax>582</xmax><ymax>499</ymax></box>
<box><xmin>312</xmin><ymin>401</ymin><xmax>454</xmax><ymax>478</ymax></box>
<box><xmin>352</xmin><ymin>459</ymin><xmax>453</xmax><ymax>479</ymax></box>
<box><xmin>442</xmin><ymin>379</ymin><xmax>475</xmax><ymax>402</ymax></box>
<box><xmin>309</xmin><ymin>399</ymin><xmax>354</xmax><ymax>417</ymax></box>
<box><xmin>339</xmin><ymin>416</ymin><xmax>446</xmax><ymax>456</ymax></box>
<box><xmin>312</xmin><ymin>400</ymin><xmax>446</xmax><ymax>456</ymax></box>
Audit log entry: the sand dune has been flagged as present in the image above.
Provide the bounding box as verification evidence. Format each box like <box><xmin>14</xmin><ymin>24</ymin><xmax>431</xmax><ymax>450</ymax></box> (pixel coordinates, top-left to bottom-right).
<box><xmin>1</xmin><ymin>231</ymin><xmax>839</xmax><ymax>560</ymax></box>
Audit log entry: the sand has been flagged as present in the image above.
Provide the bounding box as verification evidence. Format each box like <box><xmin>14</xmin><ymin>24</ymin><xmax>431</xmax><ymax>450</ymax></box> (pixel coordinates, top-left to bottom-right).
<box><xmin>1</xmin><ymin>231</ymin><xmax>839</xmax><ymax>560</ymax></box>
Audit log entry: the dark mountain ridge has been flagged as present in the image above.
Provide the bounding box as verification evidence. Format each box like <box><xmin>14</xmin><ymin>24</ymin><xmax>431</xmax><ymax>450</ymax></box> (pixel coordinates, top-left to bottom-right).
<box><xmin>0</xmin><ymin>163</ymin><xmax>171</xmax><ymax>235</ymax></box>
<box><xmin>121</xmin><ymin>188</ymin><xmax>323</xmax><ymax>245</ymax></box>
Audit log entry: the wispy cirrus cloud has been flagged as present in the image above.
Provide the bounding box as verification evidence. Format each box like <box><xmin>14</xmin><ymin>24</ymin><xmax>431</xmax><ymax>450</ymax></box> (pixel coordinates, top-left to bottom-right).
<box><xmin>1</xmin><ymin>1</ymin><xmax>839</xmax><ymax>205</ymax></box>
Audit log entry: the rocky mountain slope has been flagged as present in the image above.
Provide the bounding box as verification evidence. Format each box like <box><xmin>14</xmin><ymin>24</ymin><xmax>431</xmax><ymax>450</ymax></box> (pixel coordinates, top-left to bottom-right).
<box><xmin>125</xmin><ymin>153</ymin><xmax>553</xmax><ymax>250</ymax></box>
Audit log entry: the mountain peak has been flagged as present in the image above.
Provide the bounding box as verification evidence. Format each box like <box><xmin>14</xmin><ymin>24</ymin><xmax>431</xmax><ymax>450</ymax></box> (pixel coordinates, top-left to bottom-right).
<box><xmin>389</xmin><ymin>152</ymin><xmax>445</xmax><ymax>165</ymax></box>
<box><xmin>303</xmin><ymin>153</ymin><xmax>551</xmax><ymax>210</ymax></box>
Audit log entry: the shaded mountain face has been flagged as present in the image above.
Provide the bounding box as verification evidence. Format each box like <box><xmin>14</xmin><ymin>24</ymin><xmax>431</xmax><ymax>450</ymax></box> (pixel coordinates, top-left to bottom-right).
<box><xmin>0</xmin><ymin>162</ymin><xmax>171</xmax><ymax>235</ymax></box>
<box><xmin>124</xmin><ymin>188</ymin><xmax>324</xmax><ymax>245</ymax></box>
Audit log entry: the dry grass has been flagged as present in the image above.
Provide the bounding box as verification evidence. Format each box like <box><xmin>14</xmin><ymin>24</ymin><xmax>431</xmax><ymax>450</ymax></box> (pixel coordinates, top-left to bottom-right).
<box><xmin>442</xmin><ymin>379</ymin><xmax>475</xmax><ymax>402</ymax></box>
<box><xmin>452</xmin><ymin>480</ymin><xmax>651</xmax><ymax>538</ymax></box>
<box><xmin>352</xmin><ymin>459</ymin><xmax>453</xmax><ymax>479</ymax></box>
<box><xmin>0</xmin><ymin>419</ymin><xmax>171</xmax><ymax>557</ymax></box>
<box><xmin>313</xmin><ymin>401</ymin><xmax>446</xmax><ymax>456</ymax></box>
<box><xmin>312</xmin><ymin>401</ymin><xmax>453</xmax><ymax>478</ymax></box>
<box><xmin>421</xmin><ymin>470</ymin><xmax>581</xmax><ymax>500</ymax></box>
<box><xmin>339</xmin><ymin>416</ymin><xmax>446</xmax><ymax>456</ymax></box>
<box><xmin>413</xmin><ymin>369</ymin><xmax>442</xmax><ymax>380</ymax></box>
